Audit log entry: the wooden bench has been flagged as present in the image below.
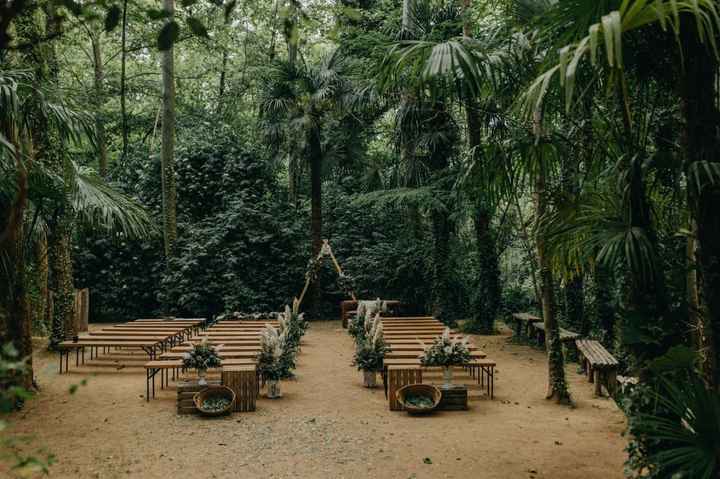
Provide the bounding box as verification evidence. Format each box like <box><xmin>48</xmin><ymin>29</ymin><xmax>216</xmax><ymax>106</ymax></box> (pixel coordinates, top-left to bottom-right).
<box><xmin>575</xmin><ymin>339</ymin><xmax>619</xmax><ymax>396</ymax></box>
<box><xmin>510</xmin><ymin>313</ymin><xmax>541</xmax><ymax>338</ymax></box>
<box><xmin>466</xmin><ymin>358</ymin><xmax>496</xmax><ymax>399</ymax></box>
<box><xmin>144</xmin><ymin>358</ymin><xmax>256</xmax><ymax>401</ymax></box>
<box><xmin>530</xmin><ymin>322</ymin><xmax>580</xmax><ymax>345</ymax></box>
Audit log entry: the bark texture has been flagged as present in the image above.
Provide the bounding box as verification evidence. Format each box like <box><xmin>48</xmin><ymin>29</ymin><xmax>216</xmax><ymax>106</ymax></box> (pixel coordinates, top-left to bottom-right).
<box><xmin>161</xmin><ymin>0</ymin><xmax>178</xmax><ymax>260</ymax></box>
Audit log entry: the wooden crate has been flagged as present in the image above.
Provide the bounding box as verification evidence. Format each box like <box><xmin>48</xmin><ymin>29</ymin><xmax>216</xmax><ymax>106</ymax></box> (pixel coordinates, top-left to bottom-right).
<box><xmin>222</xmin><ymin>366</ymin><xmax>257</xmax><ymax>412</ymax></box>
<box><xmin>176</xmin><ymin>379</ymin><xmax>220</xmax><ymax>415</ymax></box>
<box><xmin>436</xmin><ymin>384</ymin><xmax>468</xmax><ymax>410</ymax></box>
<box><xmin>387</xmin><ymin>366</ymin><xmax>423</xmax><ymax>411</ymax></box>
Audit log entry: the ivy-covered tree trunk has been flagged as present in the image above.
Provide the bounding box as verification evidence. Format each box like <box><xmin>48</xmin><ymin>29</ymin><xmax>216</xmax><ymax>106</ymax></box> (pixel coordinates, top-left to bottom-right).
<box><xmin>161</xmin><ymin>0</ymin><xmax>177</xmax><ymax>260</ymax></box>
<box><xmin>35</xmin><ymin>231</ymin><xmax>50</xmax><ymax>335</ymax></box>
<box><xmin>469</xmin><ymin>203</ymin><xmax>500</xmax><ymax>333</ymax></box>
<box><xmin>0</xmin><ymin>133</ymin><xmax>33</xmax><ymax>389</ymax></box>
<box><xmin>48</xmin><ymin>216</ymin><xmax>77</xmax><ymax>342</ymax></box>
<box><xmin>535</xmin><ymin>165</ymin><xmax>570</xmax><ymax>403</ymax></box>
<box><xmin>679</xmin><ymin>24</ymin><xmax>720</xmax><ymax>391</ymax></box>
<box><xmin>430</xmin><ymin>208</ymin><xmax>453</xmax><ymax>325</ymax></box>
<box><xmin>15</xmin><ymin>5</ymin><xmax>77</xmax><ymax>348</ymax></box>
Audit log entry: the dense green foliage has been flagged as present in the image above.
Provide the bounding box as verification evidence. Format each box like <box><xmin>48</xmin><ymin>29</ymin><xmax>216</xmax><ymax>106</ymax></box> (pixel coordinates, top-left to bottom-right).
<box><xmin>3</xmin><ymin>0</ymin><xmax>720</xmax><ymax>476</ymax></box>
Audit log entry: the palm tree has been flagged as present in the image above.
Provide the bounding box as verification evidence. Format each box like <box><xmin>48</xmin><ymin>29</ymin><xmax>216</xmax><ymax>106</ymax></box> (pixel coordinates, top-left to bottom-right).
<box><xmin>1</xmin><ymin>68</ymin><xmax>155</xmax><ymax>378</ymax></box>
<box><xmin>259</xmin><ymin>51</ymin><xmax>359</xmax><ymax>314</ymax></box>
<box><xmin>521</xmin><ymin>0</ymin><xmax>720</xmax><ymax>389</ymax></box>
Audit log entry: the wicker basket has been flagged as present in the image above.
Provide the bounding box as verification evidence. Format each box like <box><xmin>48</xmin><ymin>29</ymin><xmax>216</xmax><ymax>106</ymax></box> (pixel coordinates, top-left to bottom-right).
<box><xmin>193</xmin><ymin>385</ymin><xmax>236</xmax><ymax>416</ymax></box>
<box><xmin>396</xmin><ymin>384</ymin><xmax>442</xmax><ymax>414</ymax></box>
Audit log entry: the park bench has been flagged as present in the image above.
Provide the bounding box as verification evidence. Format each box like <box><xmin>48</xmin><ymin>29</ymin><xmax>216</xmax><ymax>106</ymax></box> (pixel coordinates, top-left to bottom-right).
<box><xmin>530</xmin><ymin>322</ymin><xmax>580</xmax><ymax>346</ymax></box>
<box><xmin>510</xmin><ymin>312</ymin><xmax>541</xmax><ymax>338</ymax></box>
<box><xmin>575</xmin><ymin>339</ymin><xmax>619</xmax><ymax>397</ymax></box>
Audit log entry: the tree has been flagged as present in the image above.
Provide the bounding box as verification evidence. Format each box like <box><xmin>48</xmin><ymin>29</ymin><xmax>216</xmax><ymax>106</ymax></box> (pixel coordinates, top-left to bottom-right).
<box><xmin>160</xmin><ymin>0</ymin><xmax>178</xmax><ymax>260</ymax></box>
<box><xmin>259</xmin><ymin>51</ymin><xmax>360</xmax><ymax>316</ymax></box>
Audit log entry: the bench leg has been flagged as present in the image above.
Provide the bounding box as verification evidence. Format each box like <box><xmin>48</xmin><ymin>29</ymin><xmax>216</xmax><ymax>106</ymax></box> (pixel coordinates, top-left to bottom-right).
<box><xmin>593</xmin><ymin>370</ymin><xmax>602</xmax><ymax>397</ymax></box>
<box><xmin>606</xmin><ymin>369</ymin><xmax>617</xmax><ymax>396</ymax></box>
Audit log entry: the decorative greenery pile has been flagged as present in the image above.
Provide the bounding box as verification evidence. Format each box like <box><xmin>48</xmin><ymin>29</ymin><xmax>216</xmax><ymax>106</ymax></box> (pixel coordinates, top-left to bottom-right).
<box><xmin>182</xmin><ymin>338</ymin><xmax>222</xmax><ymax>372</ymax></box>
<box><xmin>404</xmin><ymin>394</ymin><xmax>435</xmax><ymax>409</ymax></box>
<box><xmin>200</xmin><ymin>397</ymin><xmax>232</xmax><ymax>413</ymax></box>
<box><xmin>419</xmin><ymin>328</ymin><xmax>471</xmax><ymax>367</ymax></box>
<box><xmin>353</xmin><ymin>314</ymin><xmax>390</xmax><ymax>372</ymax></box>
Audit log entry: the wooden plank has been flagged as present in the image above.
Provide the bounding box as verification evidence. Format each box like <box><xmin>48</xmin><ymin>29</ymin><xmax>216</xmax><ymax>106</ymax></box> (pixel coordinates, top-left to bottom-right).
<box><xmin>388</xmin><ymin>366</ymin><xmax>422</xmax><ymax>411</ymax></box>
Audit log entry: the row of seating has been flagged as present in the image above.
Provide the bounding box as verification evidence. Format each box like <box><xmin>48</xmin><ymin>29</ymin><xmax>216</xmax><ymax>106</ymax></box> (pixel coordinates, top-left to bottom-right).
<box><xmin>343</xmin><ymin>301</ymin><xmax>498</xmax><ymax>411</ymax></box>
<box><xmin>511</xmin><ymin>312</ymin><xmax>619</xmax><ymax>397</ymax></box>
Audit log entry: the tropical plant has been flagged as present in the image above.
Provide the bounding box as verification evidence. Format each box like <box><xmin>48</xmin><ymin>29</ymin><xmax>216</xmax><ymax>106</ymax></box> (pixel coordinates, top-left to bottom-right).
<box><xmin>353</xmin><ymin>314</ymin><xmax>390</xmax><ymax>372</ymax></box>
<box><xmin>257</xmin><ymin>324</ymin><xmax>293</xmax><ymax>381</ymax></box>
<box><xmin>631</xmin><ymin>375</ymin><xmax>720</xmax><ymax>479</ymax></box>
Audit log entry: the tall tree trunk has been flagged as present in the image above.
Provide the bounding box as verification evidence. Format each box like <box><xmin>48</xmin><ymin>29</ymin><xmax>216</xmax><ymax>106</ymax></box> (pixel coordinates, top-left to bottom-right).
<box><xmin>90</xmin><ymin>31</ymin><xmax>108</xmax><ymax>176</ymax></box>
<box><xmin>161</xmin><ymin>0</ymin><xmax>177</xmax><ymax>260</ymax></box>
<box><xmin>308</xmin><ymin>126</ymin><xmax>323</xmax><ymax>318</ymax></box>
<box><xmin>680</xmin><ymin>24</ymin><xmax>720</xmax><ymax>391</ymax></box>
<box><xmin>469</xmin><ymin>203</ymin><xmax>500</xmax><ymax>333</ymax></box>
<box><xmin>462</xmin><ymin>0</ymin><xmax>500</xmax><ymax>333</ymax></box>
<box><xmin>593</xmin><ymin>265</ymin><xmax>615</xmax><ymax>349</ymax></box>
<box><xmin>48</xmin><ymin>216</ymin><xmax>76</xmax><ymax>342</ymax></box>
<box><xmin>120</xmin><ymin>0</ymin><xmax>129</xmax><ymax>162</ymax></box>
<box><xmin>35</xmin><ymin>230</ymin><xmax>50</xmax><ymax>335</ymax></box>
<box><xmin>533</xmin><ymin>110</ymin><xmax>570</xmax><ymax>403</ymax></box>
<box><xmin>536</xmin><ymin>170</ymin><xmax>570</xmax><ymax>403</ymax></box>
<box><xmin>0</xmin><ymin>133</ymin><xmax>33</xmax><ymax>389</ymax></box>
<box><xmin>430</xmin><ymin>208</ymin><xmax>453</xmax><ymax>325</ymax></box>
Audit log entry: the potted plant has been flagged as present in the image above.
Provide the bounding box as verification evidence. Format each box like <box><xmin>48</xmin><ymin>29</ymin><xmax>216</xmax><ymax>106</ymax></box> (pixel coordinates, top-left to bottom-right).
<box><xmin>182</xmin><ymin>338</ymin><xmax>222</xmax><ymax>386</ymax></box>
<box><xmin>419</xmin><ymin>328</ymin><xmax>471</xmax><ymax>387</ymax></box>
<box><xmin>257</xmin><ymin>325</ymin><xmax>290</xmax><ymax>398</ymax></box>
<box><xmin>353</xmin><ymin>314</ymin><xmax>390</xmax><ymax>388</ymax></box>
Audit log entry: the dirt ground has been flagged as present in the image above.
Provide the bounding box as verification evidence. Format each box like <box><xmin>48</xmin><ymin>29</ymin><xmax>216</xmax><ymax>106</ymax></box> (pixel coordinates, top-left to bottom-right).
<box><xmin>6</xmin><ymin>321</ymin><xmax>628</xmax><ymax>479</ymax></box>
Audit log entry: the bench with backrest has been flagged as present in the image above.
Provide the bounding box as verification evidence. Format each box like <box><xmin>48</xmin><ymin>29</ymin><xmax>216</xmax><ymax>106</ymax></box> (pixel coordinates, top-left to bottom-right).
<box><xmin>575</xmin><ymin>339</ymin><xmax>619</xmax><ymax>396</ymax></box>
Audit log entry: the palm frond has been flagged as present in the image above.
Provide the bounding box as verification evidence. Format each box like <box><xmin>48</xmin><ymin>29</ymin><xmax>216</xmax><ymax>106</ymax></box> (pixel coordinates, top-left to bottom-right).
<box><xmin>69</xmin><ymin>161</ymin><xmax>156</xmax><ymax>239</ymax></box>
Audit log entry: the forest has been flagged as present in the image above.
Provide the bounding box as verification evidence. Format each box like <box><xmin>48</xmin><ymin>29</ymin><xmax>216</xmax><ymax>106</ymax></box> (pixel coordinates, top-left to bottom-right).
<box><xmin>1</xmin><ymin>0</ymin><xmax>720</xmax><ymax>477</ymax></box>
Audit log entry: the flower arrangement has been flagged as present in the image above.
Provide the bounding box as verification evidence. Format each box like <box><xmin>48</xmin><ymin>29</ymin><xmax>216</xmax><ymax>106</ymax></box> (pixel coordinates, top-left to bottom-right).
<box><xmin>278</xmin><ymin>302</ymin><xmax>308</xmax><ymax>353</ymax></box>
<box><xmin>353</xmin><ymin>314</ymin><xmax>390</xmax><ymax>373</ymax></box>
<box><xmin>419</xmin><ymin>328</ymin><xmax>471</xmax><ymax>367</ymax></box>
<box><xmin>256</xmin><ymin>324</ymin><xmax>292</xmax><ymax>382</ymax></box>
<box><xmin>182</xmin><ymin>338</ymin><xmax>222</xmax><ymax>372</ymax></box>
<box><xmin>350</xmin><ymin>298</ymin><xmax>387</xmax><ymax>340</ymax></box>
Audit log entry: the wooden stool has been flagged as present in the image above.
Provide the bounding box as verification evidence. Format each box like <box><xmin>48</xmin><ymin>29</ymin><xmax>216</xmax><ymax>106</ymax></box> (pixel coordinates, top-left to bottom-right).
<box><xmin>222</xmin><ymin>365</ymin><xmax>257</xmax><ymax>412</ymax></box>
<box><xmin>387</xmin><ymin>366</ymin><xmax>422</xmax><ymax>411</ymax></box>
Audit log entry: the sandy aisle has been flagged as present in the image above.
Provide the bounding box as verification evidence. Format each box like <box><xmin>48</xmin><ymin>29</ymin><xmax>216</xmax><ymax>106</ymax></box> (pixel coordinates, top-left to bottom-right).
<box><xmin>7</xmin><ymin>321</ymin><xmax>627</xmax><ymax>479</ymax></box>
